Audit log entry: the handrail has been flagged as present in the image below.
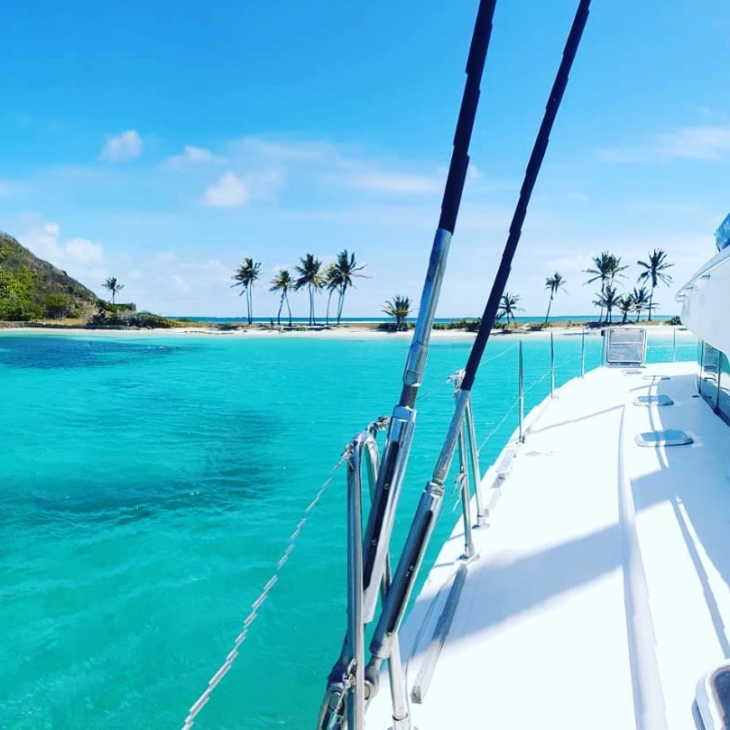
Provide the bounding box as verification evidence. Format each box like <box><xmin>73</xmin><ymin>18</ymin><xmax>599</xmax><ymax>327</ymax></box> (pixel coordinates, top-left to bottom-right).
<box><xmin>449</xmin><ymin>370</ymin><xmax>481</xmax><ymax>557</ymax></box>
<box><xmin>317</xmin><ymin>423</ymin><xmax>410</xmax><ymax>730</ymax></box>
<box><xmin>320</xmin><ymin>334</ymin><xmax>608</xmax><ymax>729</ymax></box>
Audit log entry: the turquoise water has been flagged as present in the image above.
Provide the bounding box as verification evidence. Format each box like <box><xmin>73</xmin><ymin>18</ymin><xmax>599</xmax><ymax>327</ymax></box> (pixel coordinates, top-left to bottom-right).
<box><xmin>0</xmin><ymin>331</ymin><xmax>696</xmax><ymax>729</ymax></box>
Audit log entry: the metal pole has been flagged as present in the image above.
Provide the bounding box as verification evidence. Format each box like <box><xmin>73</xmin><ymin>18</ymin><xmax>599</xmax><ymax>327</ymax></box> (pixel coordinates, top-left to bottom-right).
<box><xmin>346</xmin><ymin>445</ymin><xmax>365</xmax><ymax>730</ymax></box>
<box><xmin>464</xmin><ymin>400</ymin><xmax>486</xmax><ymax>526</ymax></box>
<box><xmin>699</xmin><ymin>340</ymin><xmax>705</xmax><ymax>394</ymax></box>
<box><xmin>550</xmin><ymin>331</ymin><xmax>556</xmax><ymax>398</ymax></box>
<box><xmin>457</xmin><ymin>422</ymin><xmax>475</xmax><ymax>558</ymax></box>
<box><xmin>672</xmin><ymin>328</ymin><xmax>677</xmax><ymax>362</ymax></box>
<box><xmin>366</xmin><ymin>1</ymin><xmax>592</xmax><ymax>678</ymax></box>
<box><xmin>363</xmin><ymin>438</ymin><xmax>411</xmax><ymax>730</ymax></box>
<box><xmin>601</xmin><ymin>328</ymin><xmax>606</xmax><ymax>364</ymax></box>
<box><xmin>518</xmin><ymin>340</ymin><xmax>525</xmax><ymax>442</ymax></box>
<box><xmin>581</xmin><ymin>329</ymin><xmax>586</xmax><ymax>378</ymax></box>
<box><xmin>359</xmin><ymin>0</ymin><xmax>498</xmax><ymax>621</ymax></box>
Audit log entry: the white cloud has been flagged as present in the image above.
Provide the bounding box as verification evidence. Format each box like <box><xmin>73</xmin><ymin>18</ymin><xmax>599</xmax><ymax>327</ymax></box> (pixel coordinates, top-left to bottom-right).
<box><xmin>203</xmin><ymin>172</ymin><xmax>250</xmax><ymax>207</ymax></box>
<box><xmin>599</xmin><ymin>125</ymin><xmax>730</xmax><ymax>163</ymax></box>
<box><xmin>233</xmin><ymin>136</ymin><xmax>338</xmax><ymax>162</ymax></box>
<box><xmin>655</xmin><ymin>126</ymin><xmax>730</xmax><ymax>160</ymax></box>
<box><xmin>0</xmin><ymin>180</ymin><xmax>24</xmax><ymax>197</ymax></box>
<box><xmin>342</xmin><ymin>172</ymin><xmax>441</xmax><ymax>195</ymax></box>
<box><xmin>231</xmin><ymin>135</ymin><xmax>444</xmax><ymax>197</ymax></box>
<box><xmin>166</xmin><ymin>145</ymin><xmax>225</xmax><ymax>167</ymax></box>
<box><xmin>467</xmin><ymin>162</ymin><xmax>483</xmax><ymax>180</ymax></box>
<box><xmin>20</xmin><ymin>222</ymin><xmax>108</xmax><ymax>285</ymax></box>
<box><xmin>102</xmin><ymin>130</ymin><xmax>143</xmax><ymax>161</ymax></box>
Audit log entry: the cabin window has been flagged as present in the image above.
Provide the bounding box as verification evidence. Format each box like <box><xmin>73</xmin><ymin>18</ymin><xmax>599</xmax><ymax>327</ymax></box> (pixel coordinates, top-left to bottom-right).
<box><xmin>698</xmin><ymin>342</ymin><xmax>730</xmax><ymax>425</ymax></box>
<box><xmin>719</xmin><ymin>351</ymin><xmax>730</xmax><ymax>426</ymax></box>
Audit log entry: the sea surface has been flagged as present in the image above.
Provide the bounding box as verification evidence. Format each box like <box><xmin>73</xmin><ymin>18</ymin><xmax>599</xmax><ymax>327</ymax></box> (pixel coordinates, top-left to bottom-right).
<box><xmin>0</xmin><ymin>331</ymin><xmax>696</xmax><ymax>729</ymax></box>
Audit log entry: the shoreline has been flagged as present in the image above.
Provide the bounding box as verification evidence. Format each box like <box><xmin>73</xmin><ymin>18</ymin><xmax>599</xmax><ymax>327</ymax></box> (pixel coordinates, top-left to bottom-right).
<box><xmin>0</xmin><ymin>324</ymin><xmax>694</xmax><ymax>340</ymax></box>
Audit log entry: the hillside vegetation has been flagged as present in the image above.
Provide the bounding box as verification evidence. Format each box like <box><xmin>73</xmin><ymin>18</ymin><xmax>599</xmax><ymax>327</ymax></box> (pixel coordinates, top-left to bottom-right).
<box><xmin>0</xmin><ymin>232</ymin><xmax>99</xmax><ymax>320</ymax></box>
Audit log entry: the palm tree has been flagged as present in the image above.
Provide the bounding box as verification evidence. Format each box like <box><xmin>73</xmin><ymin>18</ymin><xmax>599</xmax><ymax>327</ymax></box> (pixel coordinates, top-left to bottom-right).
<box><xmin>231</xmin><ymin>257</ymin><xmax>261</xmax><ymax>325</ymax></box>
<box><xmin>334</xmin><ymin>250</ymin><xmax>366</xmax><ymax>324</ymax></box>
<box><xmin>593</xmin><ymin>284</ymin><xmax>620</xmax><ymax>324</ymax></box>
<box><xmin>382</xmin><ymin>295</ymin><xmax>412</xmax><ymax>331</ymax></box>
<box><xmin>294</xmin><ymin>254</ymin><xmax>325</xmax><ymax>325</ymax></box>
<box><xmin>270</xmin><ymin>269</ymin><xmax>295</xmax><ymax>326</ymax></box>
<box><xmin>497</xmin><ymin>292</ymin><xmax>522</xmax><ymax>326</ymax></box>
<box><xmin>632</xmin><ymin>286</ymin><xmax>650</xmax><ymax>322</ymax></box>
<box><xmin>323</xmin><ymin>263</ymin><xmax>341</xmax><ymax>326</ymax></box>
<box><xmin>637</xmin><ymin>249</ymin><xmax>673</xmax><ymax>321</ymax></box>
<box><xmin>617</xmin><ymin>293</ymin><xmax>635</xmax><ymax>324</ymax></box>
<box><xmin>102</xmin><ymin>277</ymin><xmax>124</xmax><ymax>306</ymax></box>
<box><xmin>584</xmin><ymin>252</ymin><xmax>628</xmax><ymax>322</ymax></box>
<box><xmin>544</xmin><ymin>272</ymin><xmax>567</xmax><ymax>323</ymax></box>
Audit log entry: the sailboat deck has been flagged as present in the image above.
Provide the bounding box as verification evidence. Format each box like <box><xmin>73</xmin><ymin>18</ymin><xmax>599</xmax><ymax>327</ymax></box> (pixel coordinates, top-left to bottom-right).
<box><xmin>368</xmin><ymin>361</ymin><xmax>730</xmax><ymax>730</ymax></box>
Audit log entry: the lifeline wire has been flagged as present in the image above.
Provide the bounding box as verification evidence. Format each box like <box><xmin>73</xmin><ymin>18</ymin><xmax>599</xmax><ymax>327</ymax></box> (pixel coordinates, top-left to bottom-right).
<box><xmin>181</xmin><ymin>452</ymin><xmax>348</xmax><ymax>730</ymax></box>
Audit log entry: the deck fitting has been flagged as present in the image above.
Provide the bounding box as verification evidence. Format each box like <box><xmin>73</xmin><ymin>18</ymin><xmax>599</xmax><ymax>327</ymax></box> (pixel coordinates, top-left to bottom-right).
<box><xmin>633</xmin><ymin>395</ymin><xmax>675</xmax><ymax>407</ymax></box>
<box><xmin>636</xmin><ymin>429</ymin><xmax>693</xmax><ymax>447</ymax></box>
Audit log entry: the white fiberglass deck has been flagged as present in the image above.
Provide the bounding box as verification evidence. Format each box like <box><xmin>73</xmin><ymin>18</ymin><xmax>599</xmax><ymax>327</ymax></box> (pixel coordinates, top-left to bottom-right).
<box><xmin>368</xmin><ymin>362</ymin><xmax>730</xmax><ymax>730</ymax></box>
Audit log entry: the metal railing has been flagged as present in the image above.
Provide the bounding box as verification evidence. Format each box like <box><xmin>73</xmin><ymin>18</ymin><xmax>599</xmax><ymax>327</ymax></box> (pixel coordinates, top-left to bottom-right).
<box><xmin>319</xmin><ymin>330</ymin><xmax>600</xmax><ymax>729</ymax></box>
<box><xmin>318</xmin><ymin>421</ymin><xmax>410</xmax><ymax>730</ymax></box>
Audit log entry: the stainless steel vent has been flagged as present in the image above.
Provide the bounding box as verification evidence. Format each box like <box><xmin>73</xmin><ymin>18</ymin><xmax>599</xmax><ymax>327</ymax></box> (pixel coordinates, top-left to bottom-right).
<box><xmin>636</xmin><ymin>429</ymin><xmax>693</xmax><ymax>447</ymax></box>
<box><xmin>633</xmin><ymin>395</ymin><xmax>675</xmax><ymax>407</ymax></box>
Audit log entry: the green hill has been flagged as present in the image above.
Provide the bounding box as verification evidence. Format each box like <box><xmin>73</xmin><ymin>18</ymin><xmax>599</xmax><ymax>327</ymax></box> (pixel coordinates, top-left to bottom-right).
<box><xmin>0</xmin><ymin>231</ymin><xmax>99</xmax><ymax>321</ymax></box>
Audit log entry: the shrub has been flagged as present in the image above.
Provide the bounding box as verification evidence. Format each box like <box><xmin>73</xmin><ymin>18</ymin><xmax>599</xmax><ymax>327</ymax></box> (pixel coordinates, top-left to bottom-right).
<box><xmin>43</xmin><ymin>294</ymin><xmax>74</xmax><ymax>319</ymax></box>
<box><xmin>666</xmin><ymin>316</ymin><xmax>682</xmax><ymax>326</ymax></box>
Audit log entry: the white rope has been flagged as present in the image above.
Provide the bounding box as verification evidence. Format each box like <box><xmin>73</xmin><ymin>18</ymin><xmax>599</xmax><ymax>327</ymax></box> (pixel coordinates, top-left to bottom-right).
<box><xmin>180</xmin><ymin>452</ymin><xmax>348</xmax><ymax>730</ymax></box>
<box><xmin>481</xmin><ymin>342</ymin><xmax>519</xmax><ymax>364</ymax></box>
<box><xmin>476</xmin><ymin>352</ymin><xmax>585</xmax><ymax>454</ymax></box>
<box><xmin>416</xmin><ymin>345</ymin><xmax>519</xmax><ymax>404</ymax></box>
<box><xmin>416</xmin><ymin>378</ymin><xmax>452</xmax><ymax>402</ymax></box>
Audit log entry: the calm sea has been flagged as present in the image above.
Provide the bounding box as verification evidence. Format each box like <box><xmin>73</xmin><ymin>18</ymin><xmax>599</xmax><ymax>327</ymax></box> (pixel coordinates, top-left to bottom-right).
<box><xmin>0</xmin><ymin>331</ymin><xmax>695</xmax><ymax>729</ymax></box>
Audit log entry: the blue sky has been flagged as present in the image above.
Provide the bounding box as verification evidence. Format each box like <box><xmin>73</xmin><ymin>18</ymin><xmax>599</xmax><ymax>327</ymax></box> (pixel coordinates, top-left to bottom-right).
<box><xmin>1</xmin><ymin>0</ymin><xmax>729</xmax><ymax>318</ymax></box>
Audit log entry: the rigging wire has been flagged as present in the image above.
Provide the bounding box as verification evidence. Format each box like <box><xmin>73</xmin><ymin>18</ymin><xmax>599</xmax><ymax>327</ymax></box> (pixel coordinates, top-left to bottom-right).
<box><xmin>180</xmin><ymin>452</ymin><xmax>349</xmax><ymax>730</ymax></box>
<box><xmin>475</xmin><ymin>351</ymin><xmax>586</xmax><ymax>454</ymax></box>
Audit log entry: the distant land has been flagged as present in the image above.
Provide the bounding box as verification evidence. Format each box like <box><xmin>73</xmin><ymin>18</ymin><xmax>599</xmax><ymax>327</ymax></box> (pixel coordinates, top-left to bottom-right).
<box><xmin>174</xmin><ymin>315</ymin><xmax>673</xmax><ymax>324</ymax></box>
<box><xmin>0</xmin><ymin>232</ymin><xmax>98</xmax><ymax>320</ymax></box>
<box><xmin>0</xmin><ymin>231</ymin><xmax>677</xmax><ymax>332</ymax></box>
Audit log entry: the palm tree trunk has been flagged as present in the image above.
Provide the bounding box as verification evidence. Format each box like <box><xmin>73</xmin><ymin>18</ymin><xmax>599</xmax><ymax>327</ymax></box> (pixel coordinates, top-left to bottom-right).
<box><xmin>285</xmin><ymin>294</ymin><xmax>292</xmax><ymax>326</ymax></box>
<box><xmin>309</xmin><ymin>285</ymin><xmax>315</xmax><ymax>325</ymax></box>
<box><xmin>277</xmin><ymin>295</ymin><xmax>284</xmax><ymax>326</ymax></box>
<box><xmin>648</xmin><ymin>288</ymin><xmax>654</xmax><ymax>321</ymax></box>
<box><xmin>337</xmin><ymin>285</ymin><xmax>346</xmax><ymax>324</ymax></box>
<box><xmin>545</xmin><ymin>293</ymin><xmax>553</xmax><ymax>323</ymax></box>
<box><xmin>248</xmin><ymin>287</ymin><xmax>253</xmax><ymax>325</ymax></box>
<box><xmin>326</xmin><ymin>289</ymin><xmax>333</xmax><ymax>325</ymax></box>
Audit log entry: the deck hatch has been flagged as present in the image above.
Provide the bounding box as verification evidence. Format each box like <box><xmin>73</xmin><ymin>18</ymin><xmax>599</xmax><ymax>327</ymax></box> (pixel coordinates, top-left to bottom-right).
<box><xmin>633</xmin><ymin>395</ymin><xmax>675</xmax><ymax>407</ymax></box>
<box><xmin>635</xmin><ymin>429</ymin><xmax>693</xmax><ymax>447</ymax></box>
<box><xmin>696</xmin><ymin>661</ymin><xmax>730</xmax><ymax>729</ymax></box>
<box><xmin>605</xmin><ymin>328</ymin><xmax>647</xmax><ymax>367</ymax></box>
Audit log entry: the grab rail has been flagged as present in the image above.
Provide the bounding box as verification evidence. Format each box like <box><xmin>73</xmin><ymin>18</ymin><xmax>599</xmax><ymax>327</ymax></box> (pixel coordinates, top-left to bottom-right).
<box><xmin>317</xmin><ymin>422</ymin><xmax>410</xmax><ymax>730</ymax></box>
<box><xmin>318</xmin><ymin>329</ymin><xmax>663</xmax><ymax>729</ymax></box>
